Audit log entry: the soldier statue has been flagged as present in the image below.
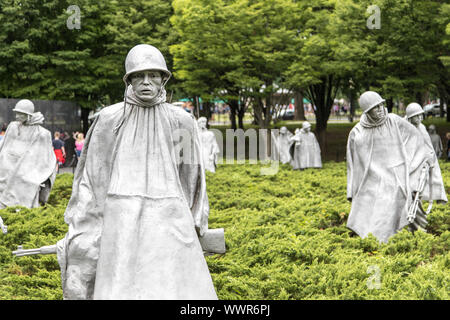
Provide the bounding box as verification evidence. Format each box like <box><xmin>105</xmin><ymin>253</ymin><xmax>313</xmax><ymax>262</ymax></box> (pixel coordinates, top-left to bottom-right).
<box><xmin>289</xmin><ymin>121</ymin><xmax>322</xmax><ymax>170</ymax></box>
<box><xmin>346</xmin><ymin>92</ymin><xmax>438</xmax><ymax>243</ymax></box>
<box><xmin>197</xmin><ymin>117</ymin><xmax>220</xmax><ymax>173</ymax></box>
<box><xmin>427</xmin><ymin>124</ymin><xmax>443</xmax><ymax>159</ymax></box>
<box><xmin>51</xmin><ymin>44</ymin><xmax>218</xmax><ymax>299</ymax></box>
<box><xmin>271</xmin><ymin>126</ymin><xmax>293</xmax><ymax>164</ymax></box>
<box><xmin>0</xmin><ymin>99</ymin><xmax>56</xmax><ymax>213</ymax></box>
<box><xmin>404</xmin><ymin>103</ymin><xmax>447</xmax><ymax>213</ymax></box>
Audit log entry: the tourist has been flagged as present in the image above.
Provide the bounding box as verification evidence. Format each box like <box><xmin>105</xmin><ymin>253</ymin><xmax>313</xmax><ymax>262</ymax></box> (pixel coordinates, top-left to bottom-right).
<box><xmin>52</xmin><ymin>131</ymin><xmax>66</xmax><ymax>167</ymax></box>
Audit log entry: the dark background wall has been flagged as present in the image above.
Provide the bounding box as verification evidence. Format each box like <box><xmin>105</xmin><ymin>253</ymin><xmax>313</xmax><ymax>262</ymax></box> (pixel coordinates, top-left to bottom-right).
<box><xmin>0</xmin><ymin>98</ymin><xmax>81</xmax><ymax>134</ymax></box>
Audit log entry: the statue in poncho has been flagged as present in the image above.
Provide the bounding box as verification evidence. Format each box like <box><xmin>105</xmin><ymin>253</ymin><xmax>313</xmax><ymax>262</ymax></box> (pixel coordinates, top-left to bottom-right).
<box><xmin>197</xmin><ymin>117</ymin><xmax>220</xmax><ymax>173</ymax></box>
<box><xmin>271</xmin><ymin>126</ymin><xmax>293</xmax><ymax>164</ymax></box>
<box><xmin>404</xmin><ymin>103</ymin><xmax>447</xmax><ymax>230</ymax></box>
<box><xmin>346</xmin><ymin>91</ymin><xmax>435</xmax><ymax>243</ymax></box>
<box><xmin>0</xmin><ymin>100</ymin><xmax>56</xmax><ymax>216</ymax></box>
<box><xmin>289</xmin><ymin>121</ymin><xmax>322</xmax><ymax>170</ymax></box>
<box><xmin>427</xmin><ymin>124</ymin><xmax>443</xmax><ymax>159</ymax></box>
<box><xmin>53</xmin><ymin>45</ymin><xmax>218</xmax><ymax>300</ymax></box>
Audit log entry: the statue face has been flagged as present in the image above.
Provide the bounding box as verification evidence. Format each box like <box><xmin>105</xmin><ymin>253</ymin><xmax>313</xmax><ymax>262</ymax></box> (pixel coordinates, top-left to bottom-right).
<box><xmin>409</xmin><ymin>114</ymin><xmax>423</xmax><ymax>126</ymax></box>
<box><xmin>15</xmin><ymin>112</ymin><xmax>28</xmax><ymax>123</ymax></box>
<box><xmin>280</xmin><ymin>127</ymin><xmax>287</xmax><ymax>134</ymax></box>
<box><xmin>198</xmin><ymin>118</ymin><xmax>207</xmax><ymax>129</ymax></box>
<box><xmin>304</xmin><ymin>126</ymin><xmax>311</xmax><ymax>133</ymax></box>
<box><xmin>130</xmin><ymin>70</ymin><xmax>162</xmax><ymax>101</ymax></box>
<box><xmin>367</xmin><ymin>103</ymin><xmax>384</xmax><ymax>120</ymax></box>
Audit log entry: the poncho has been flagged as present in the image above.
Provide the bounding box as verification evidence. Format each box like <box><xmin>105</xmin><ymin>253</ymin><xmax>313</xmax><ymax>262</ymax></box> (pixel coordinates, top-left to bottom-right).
<box><xmin>0</xmin><ymin>116</ymin><xmax>56</xmax><ymax>208</ymax></box>
<box><xmin>199</xmin><ymin>128</ymin><xmax>220</xmax><ymax>173</ymax></box>
<box><xmin>346</xmin><ymin>112</ymin><xmax>431</xmax><ymax>243</ymax></box>
<box><xmin>289</xmin><ymin>130</ymin><xmax>322</xmax><ymax>169</ymax></box>
<box><xmin>57</xmin><ymin>87</ymin><xmax>217</xmax><ymax>300</ymax></box>
<box><xmin>428</xmin><ymin>131</ymin><xmax>443</xmax><ymax>159</ymax></box>
<box><xmin>271</xmin><ymin>130</ymin><xmax>293</xmax><ymax>164</ymax></box>
<box><xmin>416</xmin><ymin>124</ymin><xmax>447</xmax><ymax>203</ymax></box>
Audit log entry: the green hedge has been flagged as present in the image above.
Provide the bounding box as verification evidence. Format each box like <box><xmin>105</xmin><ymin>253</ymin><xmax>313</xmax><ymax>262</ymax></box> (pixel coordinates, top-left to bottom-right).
<box><xmin>0</xmin><ymin>162</ymin><xmax>448</xmax><ymax>300</ymax></box>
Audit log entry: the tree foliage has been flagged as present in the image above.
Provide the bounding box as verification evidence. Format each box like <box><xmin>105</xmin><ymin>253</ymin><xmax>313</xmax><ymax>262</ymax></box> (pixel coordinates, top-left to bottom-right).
<box><xmin>0</xmin><ymin>0</ymin><xmax>448</xmax><ymax>135</ymax></box>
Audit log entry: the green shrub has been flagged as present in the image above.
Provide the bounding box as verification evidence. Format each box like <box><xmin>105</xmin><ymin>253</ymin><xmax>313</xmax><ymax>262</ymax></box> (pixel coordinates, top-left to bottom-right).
<box><xmin>0</xmin><ymin>161</ymin><xmax>448</xmax><ymax>299</ymax></box>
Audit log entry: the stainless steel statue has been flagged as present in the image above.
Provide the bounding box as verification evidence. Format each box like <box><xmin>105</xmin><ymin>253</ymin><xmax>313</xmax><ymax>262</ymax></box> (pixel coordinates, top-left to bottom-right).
<box><xmin>271</xmin><ymin>126</ymin><xmax>293</xmax><ymax>164</ymax></box>
<box><xmin>346</xmin><ymin>91</ymin><xmax>437</xmax><ymax>243</ymax></box>
<box><xmin>197</xmin><ymin>117</ymin><xmax>220</xmax><ymax>173</ymax></box>
<box><xmin>405</xmin><ymin>103</ymin><xmax>447</xmax><ymax>207</ymax></box>
<box><xmin>50</xmin><ymin>45</ymin><xmax>218</xmax><ymax>299</ymax></box>
<box><xmin>289</xmin><ymin>121</ymin><xmax>322</xmax><ymax>170</ymax></box>
<box><xmin>0</xmin><ymin>100</ymin><xmax>56</xmax><ymax>218</ymax></box>
<box><xmin>428</xmin><ymin>124</ymin><xmax>443</xmax><ymax>159</ymax></box>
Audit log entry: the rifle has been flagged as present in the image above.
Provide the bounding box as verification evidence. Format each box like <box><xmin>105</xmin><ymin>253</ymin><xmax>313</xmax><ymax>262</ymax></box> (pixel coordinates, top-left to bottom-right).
<box><xmin>12</xmin><ymin>244</ymin><xmax>56</xmax><ymax>257</ymax></box>
<box><xmin>12</xmin><ymin>228</ymin><xmax>226</xmax><ymax>258</ymax></box>
<box><xmin>407</xmin><ymin>160</ymin><xmax>434</xmax><ymax>227</ymax></box>
<box><xmin>0</xmin><ymin>216</ymin><xmax>7</xmax><ymax>234</ymax></box>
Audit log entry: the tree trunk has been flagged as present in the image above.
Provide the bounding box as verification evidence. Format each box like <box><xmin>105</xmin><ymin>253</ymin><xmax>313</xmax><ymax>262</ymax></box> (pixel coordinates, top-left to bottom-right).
<box><xmin>253</xmin><ymin>96</ymin><xmax>269</xmax><ymax>129</ymax></box>
<box><xmin>294</xmin><ymin>89</ymin><xmax>306</xmax><ymax>121</ymax></box>
<box><xmin>237</xmin><ymin>108</ymin><xmax>245</xmax><ymax>129</ymax></box>
<box><xmin>307</xmin><ymin>76</ymin><xmax>339</xmax><ymax>155</ymax></box>
<box><xmin>349</xmin><ymin>87</ymin><xmax>355</xmax><ymax>122</ymax></box>
<box><xmin>416</xmin><ymin>92</ymin><xmax>423</xmax><ymax>106</ymax></box>
<box><xmin>200</xmin><ymin>101</ymin><xmax>212</xmax><ymax>120</ymax></box>
<box><xmin>81</xmin><ymin>107</ymin><xmax>90</xmax><ymax>135</ymax></box>
<box><xmin>444</xmin><ymin>94</ymin><xmax>450</xmax><ymax>122</ymax></box>
<box><xmin>386</xmin><ymin>97</ymin><xmax>393</xmax><ymax>113</ymax></box>
<box><xmin>264</xmin><ymin>93</ymin><xmax>273</xmax><ymax>129</ymax></box>
<box><xmin>438</xmin><ymin>87</ymin><xmax>448</xmax><ymax>121</ymax></box>
<box><xmin>229</xmin><ymin>100</ymin><xmax>238</xmax><ymax>130</ymax></box>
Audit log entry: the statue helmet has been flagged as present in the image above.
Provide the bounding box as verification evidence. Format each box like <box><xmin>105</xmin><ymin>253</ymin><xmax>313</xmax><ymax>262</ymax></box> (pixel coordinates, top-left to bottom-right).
<box><xmin>280</xmin><ymin>126</ymin><xmax>288</xmax><ymax>134</ymax></box>
<box><xmin>428</xmin><ymin>124</ymin><xmax>436</xmax><ymax>132</ymax></box>
<box><xmin>302</xmin><ymin>121</ymin><xmax>311</xmax><ymax>129</ymax></box>
<box><xmin>405</xmin><ymin>103</ymin><xmax>424</xmax><ymax>119</ymax></box>
<box><xmin>123</xmin><ymin>44</ymin><xmax>172</xmax><ymax>85</ymax></box>
<box><xmin>197</xmin><ymin>117</ymin><xmax>207</xmax><ymax>126</ymax></box>
<box><xmin>12</xmin><ymin>99</ymin><xmax>34</xmax><ymax>115</ymax></box>
<box><xmin>358</xmin><ymin>91</ymin><xmax>385</xmax><ymax>113</ymax></box>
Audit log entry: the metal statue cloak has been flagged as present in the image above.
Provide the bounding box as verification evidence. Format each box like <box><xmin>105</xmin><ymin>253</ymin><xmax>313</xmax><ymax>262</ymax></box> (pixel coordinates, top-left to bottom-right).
<box><xmin>416</xmin><ymin>123</ymin><xmax>447</xmax><ymax>203</ymax></box>
<box><xmin>428</xmin><ymin>129</ymin><xmax>443</xmax><ymax>158</ymax></box>
<box><xmin>289</xmin><ymin>130</ymin><xmax>322</xmax><ymax>169</ymax></box>
<box><xmin>0</xmin><ymin>115</ymin><xmax>56</xmax><ymax>208</ymax></box>
<box><xmin>199</xmin><ymin>129</ymin><xmax>220</xmax><ymax>173</ymax></box>
<box><xmin>57</xmin><ymin>86</ymin><xmax>217</xmax><ymax>300</ymax></box>
<box><xmin>346</xmin><ymin>112</ymin><xmax>431</xmax><ymax>243</ymax></box>
<box><xmin>271</xmin><ymin>129</ymin><xmax>293</xmax><ymax>164</ymax></box>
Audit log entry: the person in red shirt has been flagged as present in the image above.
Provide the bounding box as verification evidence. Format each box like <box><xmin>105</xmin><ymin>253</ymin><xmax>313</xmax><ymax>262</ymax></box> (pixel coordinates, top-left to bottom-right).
<box><xmin>52</xmin><ymin>131</ymin><xmax>66</xmax><ymax>168</ymax></box>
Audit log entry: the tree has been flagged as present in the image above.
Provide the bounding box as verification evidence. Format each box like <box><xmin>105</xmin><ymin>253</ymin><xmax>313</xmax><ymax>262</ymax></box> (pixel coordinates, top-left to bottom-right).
<box><xmin>0</xmin><ymin>0</ymin><xmax>176</xmax><ymax>133</ymax></box>
<box><xmin>171</xmin><ymin>0</ymin><xmax>300</xmax><ymax>129</ymax></box>
<box><xmin>0</xmin><ymin>0</ymin><xmax>116</xmax><ymax>132</ymax></box>
<box><xmin>333</xmin><ymin>0</ymin><xmax>449</xmax><ymax>113</ymax></box>
<box><xmin>285</xmin><ymin>0</ymin><xmax>344</xmax><ymax>150</ymax></box>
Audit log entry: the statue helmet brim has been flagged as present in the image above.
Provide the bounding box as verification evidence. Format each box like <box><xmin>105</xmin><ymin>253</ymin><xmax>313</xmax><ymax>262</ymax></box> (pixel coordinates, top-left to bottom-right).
<box><xmin>405</xmin><ymin>103</ymin><xmax>424</xmax><ymax>119</ymax></box>
<box><xmin>12</xmin><ymin>99</ymin><xmax>35</xmax><ymax>116</ymax></box>
<box><xmin>123</xmin><ymin>44</ymin><xmax>172</xmax><ymax>85</ymax></box>
<box><xmin>359</xmin><ymin>91</ymin><xmax>385</xmax><ymax>113</ymax></box>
